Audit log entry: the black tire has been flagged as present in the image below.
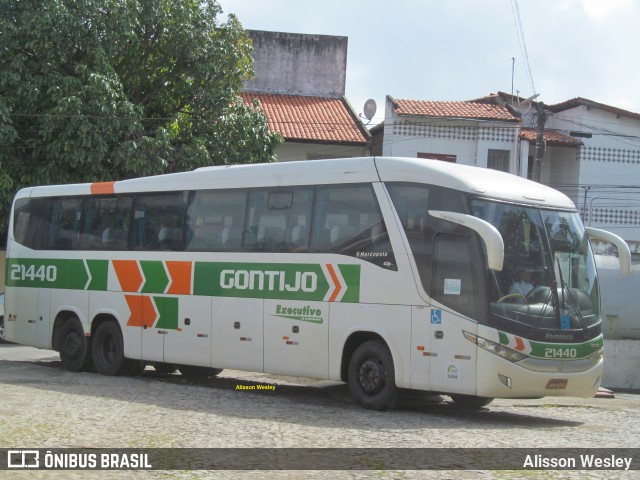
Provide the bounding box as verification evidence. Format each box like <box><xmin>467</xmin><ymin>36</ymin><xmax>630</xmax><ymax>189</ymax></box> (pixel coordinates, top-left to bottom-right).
<box><xmin>347</xmin><ymin>340</ymin><xmax>397</xmax><ymax>411</ymax></box>
<box><xmin>449</xmin><ymin>394</ymin><xmax>494</xmax><ymax>409</ymax></box>
<box><xmin>57</xmin><ymin>317</ymin><xmax>92</xmax><ymax>372</ymax></box>
<box><xmin>124</xmin><ymin>360</ymin><xmax>146</xmax><ymax>376</ymax></box>
<box><xmin>0</xmin><ymin>316</ymin><xmax>7</xmax><ymax>344</ymax></box>
<box><xmin>92</xmin><ymin>321</ymin><xmax>129</xmax><ymax>376</ymax></box>
<box><xmin>178</xmin><ymin>365</ymin><xmax>223</xmax><ymax>378</ymax></box>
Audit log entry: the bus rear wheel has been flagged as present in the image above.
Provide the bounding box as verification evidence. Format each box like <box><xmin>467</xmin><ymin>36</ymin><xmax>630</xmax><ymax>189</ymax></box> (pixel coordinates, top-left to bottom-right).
<box><xmin>347</xmin><ymin>340</ymin><xmax>397</xmax><ymax>411</ymax></box>
<box><xmin>57</xmin><ymin>317</ymin><xmax>92</xmax><ymax>372</ymax></box>
<box><xmin>92</xmin><ymin>321</ymin><xmax>130</xmax><ymax>376</ymax></box>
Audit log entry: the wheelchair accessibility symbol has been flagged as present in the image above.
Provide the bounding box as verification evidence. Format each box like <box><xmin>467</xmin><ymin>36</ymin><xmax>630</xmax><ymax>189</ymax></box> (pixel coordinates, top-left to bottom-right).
<box><xmin>431</xmin><ymin>309</ymin><xmax>442</xmax><ymax>324</ymax></box>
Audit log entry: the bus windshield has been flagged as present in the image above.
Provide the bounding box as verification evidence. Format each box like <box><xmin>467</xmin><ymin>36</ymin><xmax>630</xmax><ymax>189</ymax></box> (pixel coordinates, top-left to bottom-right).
<box><xmin>471</xmin><ymin>200</ymin><xmax>600</xmax><ymax>341</ymax></box>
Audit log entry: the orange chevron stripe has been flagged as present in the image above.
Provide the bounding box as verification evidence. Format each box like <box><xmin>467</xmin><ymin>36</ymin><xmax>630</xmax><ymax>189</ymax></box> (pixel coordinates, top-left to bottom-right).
<box><xmin>166</xmin><ymin>261</ymin><xmax>192</xmax><ymax>295</ymax></box>
<box><xmin>113</xmin><ymin>260</ymin><xmax>143</xmax><ymax>292</ymax></box>
<box><xmin>125</xmin><ymin>295</ymin><xmax>156</xmax><ymax>327</ymax></box>
<box><xmin>90</xmin><ymin>181</ymin><xmax>115</xmax><ymax>195</ymax></box>
<box><xmin>514</xmin><ymin>336</ymin><xmax>525</xmax><ymax>351</ymax></box>
<box><xmin>326</xmin><ymin>264</ymin><xmax>341</xmax><ymax>302</ymax></box>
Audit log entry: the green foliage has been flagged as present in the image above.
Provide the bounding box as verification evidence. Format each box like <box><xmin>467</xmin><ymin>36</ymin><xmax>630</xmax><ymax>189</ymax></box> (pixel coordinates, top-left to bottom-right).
<box><xmin>0</xmin><ymin>0</ymin><xmax>281</xmax><ymax>243</ymax></box>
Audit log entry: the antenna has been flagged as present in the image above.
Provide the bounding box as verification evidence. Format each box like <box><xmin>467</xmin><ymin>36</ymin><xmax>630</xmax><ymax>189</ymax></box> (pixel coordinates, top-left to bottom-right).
<box><xmin>361</xmin><ymin>99</ymin><xmax>377</xmax><ymax>123</ymax></box>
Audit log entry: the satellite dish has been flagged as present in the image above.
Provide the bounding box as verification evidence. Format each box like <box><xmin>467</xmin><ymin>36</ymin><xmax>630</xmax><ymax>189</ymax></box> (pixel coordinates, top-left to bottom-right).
<box><xmin>363</xmin><ymin>99</ymin><xmax>377</xmax><ymax>121</ymax></box>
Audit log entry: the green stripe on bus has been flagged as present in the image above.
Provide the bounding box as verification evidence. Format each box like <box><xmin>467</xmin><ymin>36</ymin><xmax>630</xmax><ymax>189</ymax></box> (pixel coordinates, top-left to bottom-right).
<box><xmin>6</xmin><ymin>258</ymin><xmax>91</xmax><ymax>290</ymax></box>
<box><xmin>528</xmin><ymin>335</ymin><xmax>603</xmax><ymax>359</ymax></box>
<box><xmin>154</xmin><ymin>296</ymin><xmax>179</xmax><ymax>330</ymax></box>
<box><xmin>6</xmin><ymin>258</ymin><xmax>361</xmax><ymax>303</ymax></box>
<box><xmin>338</xmin><ymin>264</ymin><xmax>361</xmax><ymax>303</ymax></box>
<box><xmin>86</xmin><ymin>260</ymin><xmax>108</xmax><ymax>291</ymax></box>
<box><xmin>140</xmin><ymin>261</ymin><xmax>169</xmax><ymax>293</ymax></box>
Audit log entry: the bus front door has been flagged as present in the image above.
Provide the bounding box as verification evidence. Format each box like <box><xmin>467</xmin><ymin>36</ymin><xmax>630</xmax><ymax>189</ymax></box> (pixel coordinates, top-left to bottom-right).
<box><xmin>427</xmin><ymin>233</ymin><xmax>480</xmax><ymax>396</ymax></box>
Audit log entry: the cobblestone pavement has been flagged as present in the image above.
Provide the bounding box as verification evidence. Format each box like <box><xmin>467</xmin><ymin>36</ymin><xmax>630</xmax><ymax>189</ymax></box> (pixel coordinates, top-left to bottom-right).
<box><xmin>1</xmin><ymin>344</ymin><xmax>638</xmax><ymax>479</ymax></box>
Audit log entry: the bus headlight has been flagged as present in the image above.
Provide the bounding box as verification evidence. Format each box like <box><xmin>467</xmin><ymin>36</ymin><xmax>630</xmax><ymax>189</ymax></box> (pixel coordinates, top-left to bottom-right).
<box><xmin>463</xmin><ymin>331</ymin><xmax>528</xmax><ymax>363</ymax></box>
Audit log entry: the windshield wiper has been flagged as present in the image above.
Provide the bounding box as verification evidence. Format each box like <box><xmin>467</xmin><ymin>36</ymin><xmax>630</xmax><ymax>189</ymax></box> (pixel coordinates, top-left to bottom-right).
<box><xmin>555</xmin><ymin>258</ymin><xmax>589</xmax><ymax>337</ymax></box>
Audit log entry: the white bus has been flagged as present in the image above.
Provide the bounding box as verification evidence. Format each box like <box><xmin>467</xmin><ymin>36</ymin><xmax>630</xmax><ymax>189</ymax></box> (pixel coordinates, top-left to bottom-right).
<box><xmin>4</xmin><ymin>157</ymin><xmax>631</xmax><ymax>410</ymax></box>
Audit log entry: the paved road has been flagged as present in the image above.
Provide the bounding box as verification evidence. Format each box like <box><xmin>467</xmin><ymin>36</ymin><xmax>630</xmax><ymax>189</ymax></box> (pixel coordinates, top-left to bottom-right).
<box><xmin>1</xmin><ymin>343</ymin><xmax>639</xmax><ymax>479</ymax></box>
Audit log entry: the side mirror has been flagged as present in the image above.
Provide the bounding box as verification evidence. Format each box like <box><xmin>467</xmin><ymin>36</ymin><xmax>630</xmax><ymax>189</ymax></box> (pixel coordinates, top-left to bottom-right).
<box><xmin>428</xmin><ymin>210</ymin><xmax>505</xmax><ymax>271</ymax></box>
<box><xmin>585</xmin><ymin>227</ymin><xmax>631</xmax><ymax>276</ymax></box>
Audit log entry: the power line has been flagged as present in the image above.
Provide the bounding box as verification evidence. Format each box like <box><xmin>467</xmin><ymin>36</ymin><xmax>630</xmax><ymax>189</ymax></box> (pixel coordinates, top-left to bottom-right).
<box><xmin>510</xmin><ymin>0</ymin><xmax>536</xmax><ymax>96</ymax></box>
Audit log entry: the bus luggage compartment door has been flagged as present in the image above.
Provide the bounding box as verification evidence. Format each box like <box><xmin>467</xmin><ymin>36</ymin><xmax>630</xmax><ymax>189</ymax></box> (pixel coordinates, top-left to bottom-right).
<box><xmin>263</xmin><ymin>299</ymin><xmax>328</xmax><ymax>378</ymax></box>
<box><xmin>212</xmin><ymin>297</ymin><xmax>264</xmax><ymax>372</ymax></box>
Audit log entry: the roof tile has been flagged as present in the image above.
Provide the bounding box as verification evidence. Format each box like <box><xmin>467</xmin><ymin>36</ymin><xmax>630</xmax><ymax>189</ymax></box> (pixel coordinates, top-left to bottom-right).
<box><xmin>242</xmin><ymin>92</ymin><xmax>369</xmax><ymax>144</ymax></box>
<box><xmin>393</xmin><ymin>99</ymin><xmax>520</xmax><ymax>122</ymax></box>
<box><xmin>519</xmin><ymin>128</ymin><xmax>582</xmax><ymax>147</ymax></box>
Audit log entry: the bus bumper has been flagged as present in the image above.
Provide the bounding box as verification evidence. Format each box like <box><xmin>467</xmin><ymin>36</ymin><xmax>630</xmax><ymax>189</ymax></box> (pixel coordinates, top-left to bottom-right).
<box><xmin>476</xmin><ymin>348</ymin><xmax>603</xmax><ymax>398</ymax></box>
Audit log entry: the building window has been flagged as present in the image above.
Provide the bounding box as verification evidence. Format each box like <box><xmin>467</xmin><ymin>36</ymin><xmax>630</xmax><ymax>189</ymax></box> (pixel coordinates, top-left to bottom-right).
<box><xmin>417</xmin><ymin>152</ymin><xmax>457</xmax><ymax>163</ymax></box>
<box><xmin>487</xmin><ymin>149</ymin><xmax>510</xmax><ymax>172</ymax></box>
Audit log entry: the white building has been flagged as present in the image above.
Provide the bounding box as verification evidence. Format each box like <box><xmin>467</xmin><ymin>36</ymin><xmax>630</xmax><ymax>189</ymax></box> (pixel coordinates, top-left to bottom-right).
<box><xmin>547</xmin><ymin>98</ymin><xmax>640</xmax><ymax>250</ymax></box>
<box><xmin>374</xmin><ymin>96</ymin><xmax>522</xmax><ymax>174</ymax></box>
<box><xmin>374</xmin><ymin>92</ymin><xmax>640</xmax><ymax>253</ymax></box>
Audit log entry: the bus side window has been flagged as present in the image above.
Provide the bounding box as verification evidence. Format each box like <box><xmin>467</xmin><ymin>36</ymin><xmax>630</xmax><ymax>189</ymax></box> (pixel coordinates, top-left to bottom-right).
<box><xmin>311</xmin><ymin>184</ymin><xmax>395</xmax><ymax>269</ymax></box>
<box><xmin>81</xmin><ymin>196</ymin><xmax>132</xmax><ymax>250</ymax></box>
<box><xmin>245</xmin><ymin>188</ymin><xmax>313</xmax><ymax>253</ymax></box>
<box><xmin>13</xmin><ymin>197</ymin><xmax>50</xmax><ymax>250</ymax></box>
<box><xmin>47</xmin><ymin>198</ymin><xmax>84</xmax><ymax>250</ymax></box>
<box><xmin>386</xmin><ymin>183</ymin><xmax>466</xmax><ymax>292</ymax></box>
<box><xmin>185</xmin><ymin>189</ymin><xmax>247</xmax><ymax>252</ymax></box>
<box><xmin>132</xmin><ymin>192</ymin><xmax>187</xmax><ymax>251</ymax></box>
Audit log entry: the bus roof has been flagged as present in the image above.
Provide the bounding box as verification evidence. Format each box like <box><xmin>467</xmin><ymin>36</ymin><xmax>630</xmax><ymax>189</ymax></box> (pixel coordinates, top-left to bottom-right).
<box><xmin>374</xmin><ymin>157</ymin><xmax>576</xmax><ymax>209</ymax></box>
<box><xmin>18</xmin><ymin>157</ymin><xmax>575</xmax><ymax>209</ymax></box>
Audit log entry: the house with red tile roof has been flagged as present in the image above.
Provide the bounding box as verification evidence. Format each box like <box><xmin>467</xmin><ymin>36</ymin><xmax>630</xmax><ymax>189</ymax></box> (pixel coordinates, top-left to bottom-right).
<box><xmin>242</xmin><ymin>31</ymin><xmax>370</xmax><ymax>161</ymax></box>
<box><xmin>374</xmin><ymin>91</ymin><xmax>640</xmax><ymax>250</ymax></box>
<box><xmin>373</xmin><ymin>95</ymin><xmax>523</xmax><ymax>175</ymax></box>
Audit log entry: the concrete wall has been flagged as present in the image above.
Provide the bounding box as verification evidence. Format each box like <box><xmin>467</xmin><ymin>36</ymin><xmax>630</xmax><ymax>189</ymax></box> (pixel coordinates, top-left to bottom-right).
<box><xmin>275</xmin><ymin>142</ymin><xmax>366</xmax><ymax>162</ymax></box>
<box><xmin>602</xmin><ymin>340</ymin><xmax>640</xmax><ymax>390</ymax></box>
<box><xmin>246</xmin><ymin>30</ymin><xmax>347</xmax><ymax>98</ymax></box>
<box><xmin>596</xmin><ymin>254</ymin><xmax>640</xmax><ymax>340</ymax></box>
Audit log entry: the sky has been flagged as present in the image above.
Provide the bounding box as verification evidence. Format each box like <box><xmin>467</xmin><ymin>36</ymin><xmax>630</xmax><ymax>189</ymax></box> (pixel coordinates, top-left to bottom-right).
<box><xmin>219</xmin><ymin>0</ymin><xmax>640</xmax><ymax>125</ymax></box>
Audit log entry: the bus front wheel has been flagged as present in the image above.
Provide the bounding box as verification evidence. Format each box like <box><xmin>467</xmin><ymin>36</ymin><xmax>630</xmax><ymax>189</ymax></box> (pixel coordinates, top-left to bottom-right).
<box><xmin>92</xmin><ymin>321</ymin><xmax>129</xmax><ymax>376</ymax></box>
<box><xmin>57</xmin><ymin>317</ymin><xmax>92</xmax><ymax>372</ymax></box>
<box><xmin>347</xmin><ymin>340</ymin><xmax>397</xmax><ymax>411</ymax></box>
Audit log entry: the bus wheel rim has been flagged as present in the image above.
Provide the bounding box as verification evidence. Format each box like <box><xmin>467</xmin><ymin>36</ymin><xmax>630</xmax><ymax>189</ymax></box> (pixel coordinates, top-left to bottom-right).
<box><xmin>64</xmin><ymin>332</ymin><xmax>82</xmax><ymax>358</ymax></box>
<box><xmin>359</xmin><ymin>358</ymin><xmax>384</xmax><ymax>394</ymax></box>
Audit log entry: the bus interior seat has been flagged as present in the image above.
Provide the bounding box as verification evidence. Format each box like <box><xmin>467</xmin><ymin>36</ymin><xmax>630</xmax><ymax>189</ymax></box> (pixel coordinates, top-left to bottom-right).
<box><xmin>258</xmin><ymin>226</ymin><xmax>285</xmax><ymax>242</ymax></box>
<box><xmin>254</xmin><ymin>225</ymin><xmax>285</xmax><ymax>251</ymax></box>
<box><xmin>290</xmin><ymin>225</ymin><xmax>308</xmax><ymax>250</ymax></box>
<box><xmin>330</xmin><ymin>224</ymin><xmax>358</xmax><ymax>249</ymax></box>
<box><xmin>221</xmin><ymin>225</ymin><xmax>243</xmax><ymax>250</ymax></box>
<box><xmin>102</xmin><ymin>227</ymin><xmax>128</xmax><ymax>250</ymax></box>
<box><xmin>158</xmin><ymin>227</ymin><xmax>182</xmax><ymax>250</ymax></box>
<box><xmin>189</xmin><ymin>223</ymin><xmax>222</xmax><ymax>250</ymax></box>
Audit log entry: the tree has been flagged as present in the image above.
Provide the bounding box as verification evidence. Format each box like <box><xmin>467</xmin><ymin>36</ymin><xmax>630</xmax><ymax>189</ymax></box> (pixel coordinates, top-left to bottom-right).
<box><xmin>0</xmin><ymin>0</ymin><xmax>282</xmax><ymax>242</ymax></box>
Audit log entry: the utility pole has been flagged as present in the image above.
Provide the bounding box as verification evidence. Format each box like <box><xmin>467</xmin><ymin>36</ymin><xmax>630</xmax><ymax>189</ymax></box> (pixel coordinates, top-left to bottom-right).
<box><xmin>533</xmin><ymin>101</ymin><xmax>547</xmax><ymax>182</ymax></box>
